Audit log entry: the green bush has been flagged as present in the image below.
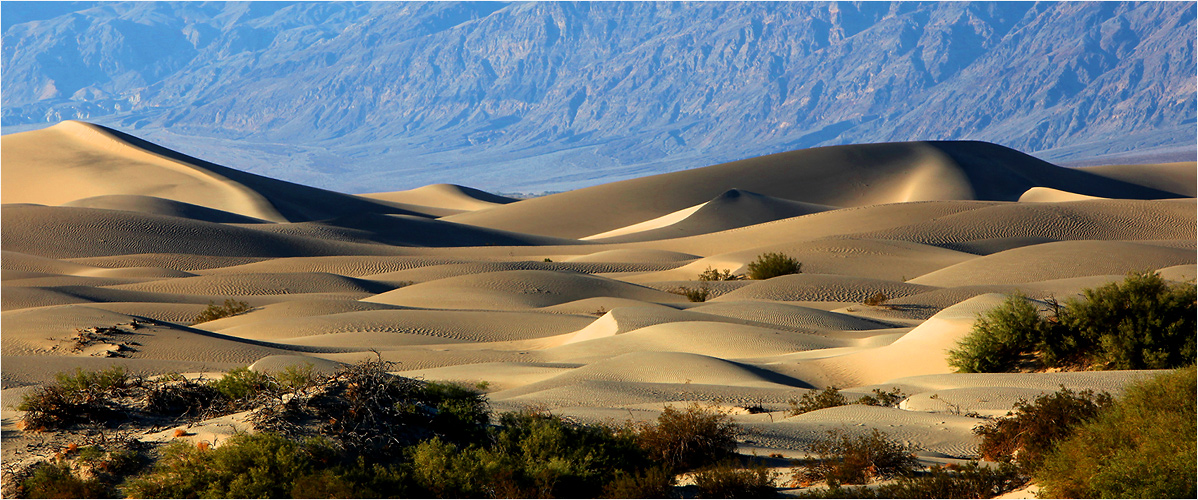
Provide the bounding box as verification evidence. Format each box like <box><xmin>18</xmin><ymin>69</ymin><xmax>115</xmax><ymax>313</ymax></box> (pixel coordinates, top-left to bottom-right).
<box><xmin>694</xmin><ymin>462</ymin><xmax>776</xmax><ymax>498</ymax></box>
<box><xmin>17</xmin><ymin>367</ymin><xmax>135</xmax><ymax>431</ymax></box>
<box><xmin>21</xmin><ymin>461</ymin><xmax>113</xmax><ymax>499</ymax></box>
<box><xmin>417</xmin><ymin>381</ymin><xmax>491</xmax><ymax>444</ymax></box>
<box><xmin>855</xmin><ymin>388</ymin><xmax>907</xmax><ymax>408</ymax></box>
<box><xmin>946</xmin><ymin>295</ymin><xmax>1046</xmax><ymax>373</ymax></box>
<box><xmin>698</xmin><ymin>267</ymin><xmax>742</xmax><ymax>281</ymax></box>
<box><xmin>1036</xmin><ymin>366</ymin><xmax>1197</xmax><ymax>498</ymax></box>
<box><xmin>789</xmin><ymin>386</ymin><xmax>848</xmax><ymax>416</ymax></box>
<box><xmin>603</xmin><ymin>467</ymin><xmax>676</xmax><ymax>498</ymax></box>
<box><xmin>637</xmin><ymin>404</ymin><xmax>739</xmax><ymax>473</ymax></box>
<box><xmin>746</xmin><ymin>253</ymin><xmax>802</xmax><ymax>280</ymax></box>
<box><xmin>797</xmin><ymin>461</ymin><xmax>1025</xmax><ymax>499</ymax></box>
<box><xmin>948</xmin><ymin>272</ymin><xmax>1197</xmax><ymax>373</ymax></box>
<box><xmin>209</xmin><ymin>366</ymin><xmax>275</xmax><ymax>402</ymax></box>
<box><xmin>194</xmin><ymin>298</ymin><xmax>252</xmax><ymax>323</ymax></box>
<box><xmin>273</xmin><ymin>363</ymin><xmax>318</xmax><ymax>394</ymax></box>
<box><xmin>975</xmin><ymin>387</ymin><xmax>1112</xmax><ymax>472</ymax></box>
<box><xmin>794</xmin><ymin>429</ymin><xmax>920</xmax><ymax>487</ymax></box>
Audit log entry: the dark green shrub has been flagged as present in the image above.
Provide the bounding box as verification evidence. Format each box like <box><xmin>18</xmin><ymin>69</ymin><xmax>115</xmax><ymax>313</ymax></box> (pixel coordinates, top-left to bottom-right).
<box><xmin>746</xmin><ymin>253</ymin><xmax>802</xmax><ymax>280</ymax></box>
<box><xmin>797</xmin><ymin>461</ymin><xmax>1025</xmax><ymax>499</ymax></box>
<box><xmin>194</xmin><ymin>298</ymin><xmax>252</xmax><ymax>323</ymax></box>
<box><xmin>946</xmin><ymin>295</ymin><xmax>1046</xmax><ymax>373</ymax></box>
<box><xmin>637</xmin><ymin>404</ymin><xmax>739</xmax><ymax>472</ymax></box>
<box><xmin>694</xmin><ymin>462</ymin><xmax>776</xmax><ymax>498</ymax></box>
<box><xmin>1055</xmin><ymin>271</ymin><xmax>1196</xmax><ymax>369</ymax></box>
<box><xmin>54</xmin><ymin>366</ymin><xmax>132</xmax><ymax>393</ymax></box>
<box><xmin>975</xmin><ymin>387</ymin><xmax>1112</xmax><ymax>472</ymax></box>
<box><xmin>274</xmin><ymin>363</ymin><xmax>318</xmax><ymax>393</ymax></box>
<box><xmin>20</xmin><ymin>461</ymin><xmax>113</xmax><ymax>499</ymax></box>
<box><xmin>789</xmin><ymin>386</ymin><xmax>848</xmax><ymax>415</ymax></box>
<box><xmin>603</xmin><ymin>467</ymin><xmax>676</xmax><ymax>498</ymax></box>
<box><xmin>795</xmin><ymin>429</ymin><xmax>919</xmax><ymax>487</ymax></box>
<box><xmin>417</xmin><ymin>381</ymin><xmax>491</xmax><ymax>444</ymax></box>
<box><xmin>1036</xmin><ymin>366</ymin><xmax>1197</xmax><ymax>498</ymax></box>
<box><xmin>698</xmin><ymin>267</ymin><xmax>742</xmax><ymax>281</ymax></box>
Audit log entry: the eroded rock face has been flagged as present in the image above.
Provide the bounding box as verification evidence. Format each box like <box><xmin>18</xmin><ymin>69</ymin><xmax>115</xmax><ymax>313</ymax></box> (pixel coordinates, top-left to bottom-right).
<box><xmin>3</xmin><ymin>2</ymin><xmax>1194</xmax><ymax>192</ymax></box>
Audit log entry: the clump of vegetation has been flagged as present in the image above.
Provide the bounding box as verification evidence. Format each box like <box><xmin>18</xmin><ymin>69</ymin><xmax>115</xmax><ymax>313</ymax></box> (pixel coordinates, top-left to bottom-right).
<box><xmin>698</xmin><ymin>266</ymin><xmax>743</xmax><ymax>281</ymax></box>
<box><xmin>797</xmin><ymin>461</ymin><xmax>1025</xmax><ymax>499</ymax></box>
<box><xmin>603</xmin><ymin>467</ymin><xmax>676</xmax><ymax>498</ymax></box>
<box><xmin>671</xmin><ymin>285</ymin><xmax>711</xmax><ymax>302</ymax></box>
<box><xmin>789</xmin><ymin>387</ymin><xmax>908</xmax><ymax>415</ymax></box>
<box><xmin>209</xmin><ymin>366</ymin><xmax>276</xmax><ymax>402</ymax></box>
<box><xmin>194</xmin><ymin>298</ymin><xmax>252</xmax><ymax>323</ymax></box>
<box><xmin>948</xmin><ymin>272</ymin><xmax>1196</xmax><ymax>373</ymax></box>
<box><xmin>1036</xmin><ymin>366</ymin><xmax>1197</xmax><ymax>499</ymax></box>
<box><xmin>694</xmin><ymin>462</ymin><xmax>776</xmax><ymax>498</ymax></box>
<box><xmin>636</xmin><ymin>403</ymin><xmax>739</xmax><ymax>472</ymax></box>
<box><xmin>862</xmin><ymin>292</ymin><xmax>889</xmax><ymax>307</ymax></box>
<box><xmin>17</xmin><ymin>366</ymin><xmax>138</xmax><ymax>430</ymax></box>
<box><xmin>974</xmin><ymin>387</ymin><xmax>1113</xmax><ymax>472</ymax></box>
<box><xmin>793</xmin><ymin>429</ymin><xmax>920</xmax><ymax>487</ymax></box>
<box><xmin>746</xmin><ymin>252</ymin><xmax>802</xmax><ymax>280</ymax></box>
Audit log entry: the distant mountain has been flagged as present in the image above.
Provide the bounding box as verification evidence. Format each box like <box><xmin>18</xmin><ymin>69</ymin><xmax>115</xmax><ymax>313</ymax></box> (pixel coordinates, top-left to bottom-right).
<box><xmin>2</xmin><ymin>1</ymin><xmax>1194</xmax><ymax>193</ymax></box>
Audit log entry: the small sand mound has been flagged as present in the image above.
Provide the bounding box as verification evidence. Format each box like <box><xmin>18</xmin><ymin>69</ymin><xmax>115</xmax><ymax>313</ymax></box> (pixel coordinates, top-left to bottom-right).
<box><xmin>544</xmin><ymin>321</ymin><xmax>851</xmax><ymax>363</ymax></box>
<box><xmin>1018</xmin><ymin>187</ymin><xmax>1107</xmax><ymax>203</ymax></box>
<box><xmin>63</xmin><ymin>194</ymin><xmax>269</xmax><ymax>223</ymax></box>
<box><xmin>589</xmin><ymin>189</ymin><xmax>835</xmax><ymax>242</ymax></box>
<box><xmin>563</xmin><ymin>249</ymin><xmax>700</xmax><ymax>263</ymax></box>
<box><xmin>358</xmin><ymin>184</ymin><xmax>517</xmax><ymax>212</ymax></box>
<box><xmin>104</xmin><ymin>272</ymin><xmax>395</xmax><ymax>296</ymax></box>
<box><xmin>714</xmin><ymin>274</ymin><xmax>937</xmax><ymax>303</ymax></box>
<box><xmin>211</xmin><ymin>309</ymin><xmax>593</xmax><ymax>343</ymax></box>
<box><xmin>690</xmin><ymin>301</ymin><xmax>899</xmax><ymax>331</ymax></box>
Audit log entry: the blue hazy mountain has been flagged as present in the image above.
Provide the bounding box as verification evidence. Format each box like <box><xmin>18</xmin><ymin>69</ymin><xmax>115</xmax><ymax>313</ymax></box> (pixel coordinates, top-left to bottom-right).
<box><xmin>2</xmin><ymin>1</ymin><xmax>1194</xmax><ymax>193</ymax></box>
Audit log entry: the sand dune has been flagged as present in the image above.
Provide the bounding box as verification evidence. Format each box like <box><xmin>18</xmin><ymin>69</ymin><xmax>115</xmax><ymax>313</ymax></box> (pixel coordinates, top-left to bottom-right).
<box><xmin>3</xmin><ymin>124</ymin><xmax>1192</xmax><ymax>471</ymax></box>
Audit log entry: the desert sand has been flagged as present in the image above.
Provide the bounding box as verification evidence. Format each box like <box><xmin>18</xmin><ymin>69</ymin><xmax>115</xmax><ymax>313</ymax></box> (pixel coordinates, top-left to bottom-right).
<box><xmin>2</xmin><ymin>121</ymin><xmax>1194</xmax><ymax>482</ymax></box>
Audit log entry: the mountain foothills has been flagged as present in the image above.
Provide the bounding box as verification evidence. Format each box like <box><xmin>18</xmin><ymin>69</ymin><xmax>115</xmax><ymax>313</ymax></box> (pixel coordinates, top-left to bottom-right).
<box><xmin>2</xmin><ymin>1</ymin><xmax>1195</xmax><ymax>192</ymax></box>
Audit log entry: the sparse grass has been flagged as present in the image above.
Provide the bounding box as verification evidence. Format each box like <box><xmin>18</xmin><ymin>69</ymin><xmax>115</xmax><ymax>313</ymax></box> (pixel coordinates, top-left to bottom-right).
<box><xmin>17</xmin><ymin>367</ymin><xmax>137</xmax><ymax>431</ymax></box>
<box><xmin>789</xmin><ymin>387</ymin><xmax>909</xmax><ymax>416</ymax></box>
<box><xmin>796</xmin><ymin>461</ymin><xmax>1025</xmax><ymax>499</ymax></box>
<box><xmin>746</xmin><ymin>252</ymin><xmax>802</xmax><ymax>280</ymax></box>
<box><xmin>671</xmin><ymin>285</ymin><xmax>711</xmax><ymax>302</ymax></box>
<box><xmin>1035</xmin><ymin>366</ymin><xmax>1197</xmax><ymax>498</ymax></box>
<box><xmin>974</xmin><ymin>387</ymin><xmax>1113</xmax><ymax>472</ymax></box>
<box><xmin>193</xmin><ymin>298</ymin><xmax>252</xmax><ymax>323</ymax></box>
<box><xmin>694</xmin><ymin>462</ymin><xmax>776</xmax><ymax>498</ymax></box>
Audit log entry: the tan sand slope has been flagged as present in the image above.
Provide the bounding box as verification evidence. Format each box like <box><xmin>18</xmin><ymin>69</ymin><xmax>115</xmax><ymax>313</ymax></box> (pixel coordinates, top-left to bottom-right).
<box><xmin>1078</xmin><ymin>162</ymin><xmax>1197</xmax><ymax>197</ymax></box>
<box><xmin>361</xmin><ymin>269</ymin><xmax>684</xmax><ymax>309</ymax></box>
<box><xmin>357</xmin><ymin>184</ymin><xmax>518</xmax><ymax>212</ymax></box>
<box><xmin>445</xmin><ymin>141</ymin><xmax>1178</xmax><ymax>238</ymax></box>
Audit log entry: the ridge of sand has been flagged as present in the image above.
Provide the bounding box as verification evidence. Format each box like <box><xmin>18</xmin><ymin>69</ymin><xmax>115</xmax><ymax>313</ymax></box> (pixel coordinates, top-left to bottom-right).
<box><xmin>445</xmin><ymin>141</ymin><xmax>1177</xmax><ymax>238</ymax></box>
<box><xmin>62</xmin><ymin>194</ymin><xmax>270</xmax><ymax>223</ymax></box>
<box><xmin>712</xmin><ymin>274</ymin><xmax>938</xmax><ymax>304</ymax></box>
<box><xmin>1018</xmin><ymin>187</ymin><xmax>1107</xmax><ymax>203</ymax></box>
<box><xmin>1078</xmin><ymin>162</ymin><xmax>1197</xmax><ymax>197</ymax></box>
<box><xmin>582</xmin><ymin>202</ymin><xmax>709</xmax><ymax>240</ymax></box>
<box><xmin>357</xmin><ymin>184</ymin><xmax>518</xmax><ymax>212</ymax></box>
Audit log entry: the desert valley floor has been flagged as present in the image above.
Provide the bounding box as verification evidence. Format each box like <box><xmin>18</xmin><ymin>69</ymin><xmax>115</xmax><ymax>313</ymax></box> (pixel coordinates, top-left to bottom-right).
<box><xmin>2</xmin><ymin>121</ymin><xmax>1195</xmax><ymax>487</ymax></box>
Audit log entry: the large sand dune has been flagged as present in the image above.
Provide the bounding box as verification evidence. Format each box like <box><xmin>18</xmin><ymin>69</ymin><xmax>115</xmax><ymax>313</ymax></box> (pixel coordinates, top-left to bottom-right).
<box><xmin>3</xmin><ymin>123</ymin><xmax>1193</xmax><ymax>470</ymax></box>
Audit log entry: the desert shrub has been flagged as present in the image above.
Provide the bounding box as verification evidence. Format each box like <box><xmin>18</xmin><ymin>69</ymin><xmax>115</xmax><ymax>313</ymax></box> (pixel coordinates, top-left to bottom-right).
<box><xmin>862</xmin><ymin>292</ymin><xmax>888</xmax><ymax>307</ymax></box>
<box><xmin>144</xmin><ymin>379</ymin><xmax>222</xmax><ymax>418</ymax></box>
<box><xmin>602</xmin><ymin>466</ymin><xmax>676</xmax><ymax>498</ymax></box>
<box><xmin>17</xmin><ymin>367</ymin><xmax>135</xmax><ymax>430</ymax></box>
<box><xmin>745</xmin><ymin>252</ymin><xmax>802</xmax><ymax>280</ymax></box>
<box><xmin>1036</xmin><ymin>366</ymin><xmax>1197</xmax><ymax>499</ymax></box>
<box><xmin>855</xmin><ymin>388</ymin><xmax>907</xmax><ymax>408</ymax></box>
<box><xmin>194</xmin><ymin>298</ymin><xmax>252</xmax><ymax>323</ymax></box>
<box><xmin>408</xmin><ymin>438</ymin><xmax>515</xmax><ymax>498</ymax></box>
<box><xmin>671</xmin><ymin>285</ymin><xmax>711</xmax><ymax>302</ymax></box>
<box><xmin>795</xmin><ymin>429</ymin><xmax>919</xmax><ymax>487</ymax></box>
<box><xmin>949</xmin><ymin>273</ymin><xmax>1196</xmax><ymax>373</ymax></box>
<box><xmin>946</xmin><ymin>295</ymin><xmax>1046</xmax><ymax>373</ymax></box>
<box><xmin>698</xmin><ymin>267</ymin><xmax>742</xmax><ymax>281</ymax></box>
<box><xmin>209</xmin><ymin>366</ymin><xmax>275</xmax><ymax>402</ymax></box>
<box><xmin>788</xmin><ymin>386</ymin><xmax>848</xmax><ymax>415</ymax></box>
<box><xmin>797</xmin><ymin>462</ymin><xmax>1025</xmax><ymax>499</ymax></box>
<box><xmin>416</xmin><ymin>381</ymin><xmax>491</xmax><ymax>444</ymax></box>
<box><xmin>694</xmin><ymin>462</ymin><xmax>776</xmax><ymax>498</ymax></box>
<box><xmin>273</xmin><ymin>363</ymin><xmax>318</xmax><ymax>393</ymax></box>
<box><xmin>20</xmin><ymin>461</ymin><xmax>113</xmax><ymax>499</ymax></box>
<box><xmin>975</xmin><ymin>386</ymin><xmax>1112</xmax><ymax>472</ymax></box>
<box><xmin>1054</xmin><ymin>271</ymin><xmax>1196</xmax><ymax>370</ymax></box>
<box><xmin>637</xmin><ymin>404</ymin><xmax>739</xmax><ymax>472</ymax></box>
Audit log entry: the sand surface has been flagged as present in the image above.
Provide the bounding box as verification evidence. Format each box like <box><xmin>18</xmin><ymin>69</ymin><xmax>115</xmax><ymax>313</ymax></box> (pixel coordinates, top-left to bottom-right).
<box><xmin>3</xmin><ymin>122</ymin><xmax>1193</xmax><ymax>469</ymax></box>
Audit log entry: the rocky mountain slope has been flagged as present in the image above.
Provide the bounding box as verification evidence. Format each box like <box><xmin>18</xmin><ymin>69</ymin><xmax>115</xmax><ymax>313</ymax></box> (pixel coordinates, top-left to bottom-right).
<box><xmin>2</xmin><ymin>1</ymin><xmax>1194</xmax><ymax>192</ymax></box>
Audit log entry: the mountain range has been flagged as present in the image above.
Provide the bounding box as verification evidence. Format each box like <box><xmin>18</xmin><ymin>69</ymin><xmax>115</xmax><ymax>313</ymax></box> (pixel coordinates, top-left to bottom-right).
<box><xmin>2</xmin><ymin>1</ymin><xmax>1194</xmax><ymax>193</ymax></box>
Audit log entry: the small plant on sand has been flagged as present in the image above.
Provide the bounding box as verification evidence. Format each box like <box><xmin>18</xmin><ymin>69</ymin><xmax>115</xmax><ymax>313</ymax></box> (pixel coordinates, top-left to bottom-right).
<box><xmin>194</xmin><ymin>298</ymin><xmax>252</xmax><ymax>323</ymax></box>
<box><xmin>745</xmin><ymin>252</ymin><xmax>802</xmax><ymax>280</ymax></box>
<box><xmin>793</xmin><ymin>429</ymin><xmax>919</xmax><ymax>487</ymax></box>
<box><xmin>855</xmin><ymin>387</ymin><xmax>908</xmax><ymax>408</ymax></box>
<box><xmin>209</xmin><ymin>366</ymin><xmax>276</xmax><ymax>402</ymax></box>
<box><xmin>698</xmin><ymin>267</ymin><xmax>743</xmax><ymax>281</ymax></box>
<box><xmin>797</xmin><ymin>461</ymin><xmax>1026</xmax><ymax>499</ymax></box>
<box><xmin>788</xmin><ymin>386</ymin><xmax>848</xmax><ymax>415</ymax></box>
<box><xmin>671</xmin><ymin>285</ymin><xmax>711</xmax><ymax>302</ymax></box>
<box><xmin>17</xmin><ymin>366</ymin><xmax>137</xmax><ymax>430</ymax></box>
<box><xmin>637</xmin><ymin>403</ymin><xmax>739</xmax><ymax>472</ymax></box>
<box><xmin>1036</xmin><ymin>366</ymin><xmax>1197</xmax><ymax>498</ymax></box>
<box><xmin>863</xmin><ymin>292</ymin><xmax>889</xmax><ymax>307</ymax></box>
<box><xmin>975</xmin><ymin>386</ymin><xmax>1113</xmax><ymax>472</ymax></box>
<box><xmin>694</xmin><ymin>461</ymin><xmax>777</xmax><ymax>498</ymax></box>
